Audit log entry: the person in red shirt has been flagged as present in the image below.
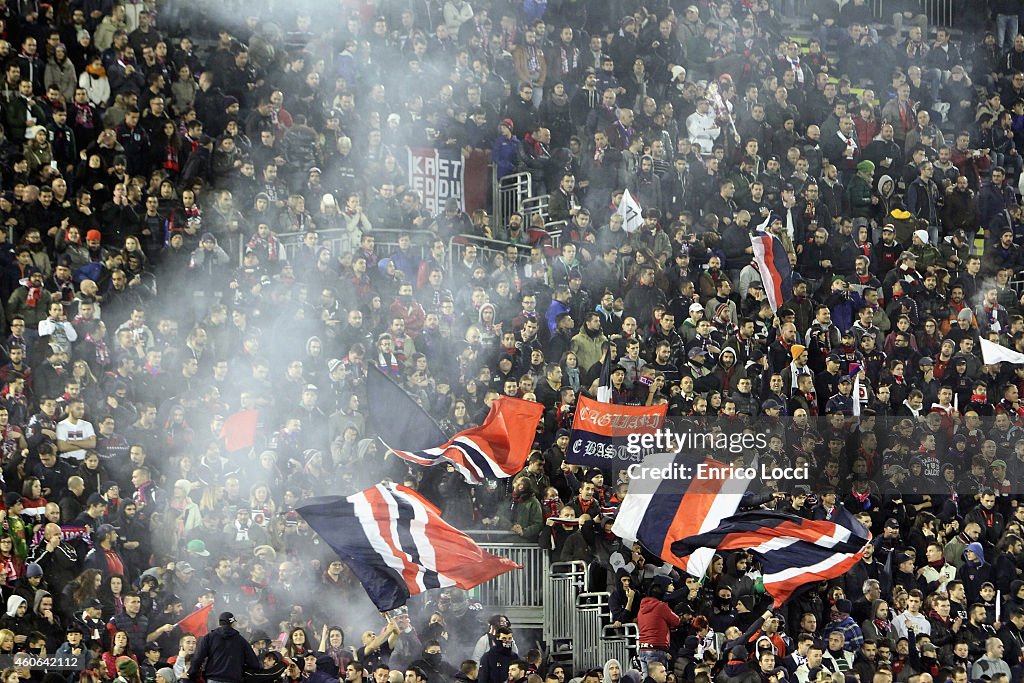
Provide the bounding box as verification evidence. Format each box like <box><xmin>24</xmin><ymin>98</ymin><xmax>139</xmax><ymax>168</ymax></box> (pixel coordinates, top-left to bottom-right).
<box><xmin>636</xmin><ymin>576</ymin><xmax>681</xmax><ymax>676</ymax></box>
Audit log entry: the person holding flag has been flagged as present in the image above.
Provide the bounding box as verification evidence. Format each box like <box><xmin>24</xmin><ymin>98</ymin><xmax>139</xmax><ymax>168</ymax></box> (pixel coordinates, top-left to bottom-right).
<box><xmin>616</xmin><ymin>188</ymin><xmax>644</xmax><ymax>234</ymax></box>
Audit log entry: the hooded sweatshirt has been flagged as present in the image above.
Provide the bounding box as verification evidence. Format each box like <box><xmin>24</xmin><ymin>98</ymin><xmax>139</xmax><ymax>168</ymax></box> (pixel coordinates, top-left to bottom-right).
<box><xmin>0</xmin><ymin>594</ymin><xmax>27</xmax><ymax>633</ymax></box>
<box><xmin>603</xmin><ymin>659</ymin><xmax>622</xmax><ymax>683</ymax></box>
<box><xmin>188</xmin><ymin>625</ymin><xmax>261</xmax><ymax>683</ymax></box>
<box><xmin>6</xmin><ymin>594</ymin><xmax>24</xmax><ymax>616</ymax></box>
<box><xmin>637</xmin><ymin>592</ymin><xmax>680</xmax><ymax>649</ymax></box>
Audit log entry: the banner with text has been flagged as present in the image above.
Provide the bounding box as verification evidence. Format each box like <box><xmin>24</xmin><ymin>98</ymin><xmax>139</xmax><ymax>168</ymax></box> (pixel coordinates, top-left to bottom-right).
<box><xmin>407</xmin><ymin>147</ymin><xmax>465</xmax><ymax>215</ymax></box>
<box><xmin>566</xmin><ymin>396</ymin><xmax>666</xmax><ymax>469</ymax></box>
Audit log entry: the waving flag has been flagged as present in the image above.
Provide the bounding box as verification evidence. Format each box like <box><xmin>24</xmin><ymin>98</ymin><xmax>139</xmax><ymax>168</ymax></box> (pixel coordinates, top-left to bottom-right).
<box><xmin>367</xmin><ymin>366</ymin><xmax>448</xmax><ymax>452</ymax></box>
<box><xmin>750</xmin><ymin>231</ymin><xmax>792</xmax><ymax>313</ymax></box>
<box><xmin>980</xmin><ymin>338</ymin><xmax>1024</xmax><ymax>365</ymax></box>
<box><xmin>220</xmin><ymin>409</ymin><xmax>259</xmax><ymax>452</ymax></box>
<box><xmin>297</xmin><ymin>483</ymin><xmax>520</xmax><ymax>612</ymax></box>
<box><xmin>617</xmin><ymin>189</ymin><xmax>644</xmax><ymax>233</ymax></box>
<box><xmin>176</xmin><ymin>604</ymin><xmax>212</xmax><ymax>637</ymax></box>
<box><xmin>612</xmin><ymin>452</ymin><xmax>752</xmax><ymax>577</ymax></box>
<box><xmin>385</xmin><ymin>397</ymin><xmax>543</xmax><ymax>484</ymax></box>
<box><xmin>671</xmin><ymin>507</ymin><xmax>870</xmax><ymax>606</ymax></box>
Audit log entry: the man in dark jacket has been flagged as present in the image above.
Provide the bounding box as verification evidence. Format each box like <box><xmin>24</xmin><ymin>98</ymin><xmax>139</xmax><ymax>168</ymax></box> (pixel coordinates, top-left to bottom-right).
<box><xmin>477</xmin><ymin>627</ymin><xmax>517</xmax><ymax>683</ymax></box>
<box><xmin>188</xmin><ymin>611</ymin><xmax>260</xmax><ymax>683</ymax></box>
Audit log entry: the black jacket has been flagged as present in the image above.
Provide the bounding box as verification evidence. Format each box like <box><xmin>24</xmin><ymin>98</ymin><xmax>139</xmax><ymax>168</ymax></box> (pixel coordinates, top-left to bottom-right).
<box><xmin>189</xmin><ymin>625</ymin><xmax>260</xmax><ymax>683</ymax></box>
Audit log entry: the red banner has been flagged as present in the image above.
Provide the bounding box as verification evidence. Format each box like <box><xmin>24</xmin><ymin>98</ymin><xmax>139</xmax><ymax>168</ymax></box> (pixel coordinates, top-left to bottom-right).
<box><xmin>566</xmin><ymin>397</ymin><xmax>666</xmax><ymax>468</ymax></box>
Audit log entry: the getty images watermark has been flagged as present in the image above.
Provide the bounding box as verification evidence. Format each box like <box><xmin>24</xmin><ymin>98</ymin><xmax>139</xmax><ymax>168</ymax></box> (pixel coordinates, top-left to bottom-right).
<box><xmin>623</xmin><ymin>428</ymin><xmax>810</xmax><ymax>484</ymax></box>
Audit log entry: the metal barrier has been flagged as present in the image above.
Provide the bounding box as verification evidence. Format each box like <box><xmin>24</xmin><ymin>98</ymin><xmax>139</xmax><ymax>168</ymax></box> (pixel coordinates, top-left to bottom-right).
<box><xmin>573</xmin><ymin>592</ymin><xmax>610</xmax><ymax>672</ymax></box>
<box><xmin>522</xmin><ymin>194</ymin><xmax>550</xmax><ymax>221</ymax></box>
<box><xmin>494</xmin><ymin>169</ymin><xmax>533</xmax><ymax>232</ymax></box>
<box><xmin>447</xmin><ymin>234</ymin><xmax>532</xmax><ymax>274</ymax></box>
<box><xmin>785</xmin><ymin>0</ymin><xmax>955</xmax><ymax>26</ymax></box>
<box><xmin>474</xmin><ymin>541</ymin><xmax>548</xmax><ymax>608</ymax></box>
<box><xmin>467</xmin><ymin>533</ymin><xmax>549</xmax><ymax>628</ymax></box>
<box><xmin>276</xmin><ymin>227</ymin><xmax>433</xmax><ymax>265</ymax></box>
<box><xmin>544</xmin><ymin>561</ymin><xmax>588</xmax><ymax>656</ymax></box>
<box><xmin>602</xmin><ymin>623</ymin><xmax>640</xmax><ymax>669</ymax></box>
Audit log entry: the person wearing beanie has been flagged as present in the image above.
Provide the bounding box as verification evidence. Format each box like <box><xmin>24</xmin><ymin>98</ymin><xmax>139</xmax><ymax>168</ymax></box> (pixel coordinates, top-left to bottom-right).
<box><xmin>117</xmin><ymin>656</ymin><xmax>141</xmax><ymax>682</ymax></box>
<box><xmin>909</xmin><ymin>227</ymin><xmax>942</xmax><ymax>269</ymax></box>
<box><xmin>719</xmin><ymin>642</ymin><xmax>759</xmax><ymax>683</ymax></box>
<box><xmin>493</xmin><ymin>117</ymin><xmax>519</xmax><ymax>179</ymax></box>
<box><xmin>188</xmin><ymin>611</ymin><xmax>260</xmax><ymax>683</ymax></box>
<box><xmin>846</xmin><ymin>158</ymin><xmax>876</xmax><ymax>220</ymax></box>
<box><xmin>188</xmin><ymin>230</ymin><xmax>230</xmax><ymax>318</ymax></box>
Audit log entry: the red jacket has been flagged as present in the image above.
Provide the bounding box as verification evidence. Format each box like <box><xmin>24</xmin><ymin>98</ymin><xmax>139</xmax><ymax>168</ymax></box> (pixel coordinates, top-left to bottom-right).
<box><xmin>637</xmin><ymin>596</ymin><xmax>680</xmax><ymax>649</ymax></box>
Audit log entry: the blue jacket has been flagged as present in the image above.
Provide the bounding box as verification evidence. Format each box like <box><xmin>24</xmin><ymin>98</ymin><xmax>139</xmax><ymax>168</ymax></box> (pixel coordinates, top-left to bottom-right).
<box><xmin>492</xmin><ymin>134</ymin><xmax>520</xmax><ymax>178</ymax></box>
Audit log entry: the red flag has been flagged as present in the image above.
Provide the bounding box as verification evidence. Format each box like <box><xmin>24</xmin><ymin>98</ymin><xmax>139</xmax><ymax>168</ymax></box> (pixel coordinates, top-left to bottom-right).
<box><xmin>220</xmin><ymin>410</ymin><xmax>258</xmax><ymax>452</ymax></box>
<box><xmin>176</xmin><ymin>604</ymin><xmax>212</xmax><ymax>637</ymax></box>
<box><xmin>385</xmin><ymin>397</ymin><xmax>543</xmax><ymax>483</ymax></box>
<box><xmin>297</xmin><ymin>484</ymin><xmax>521</xmax><ymax>612</ymax></box>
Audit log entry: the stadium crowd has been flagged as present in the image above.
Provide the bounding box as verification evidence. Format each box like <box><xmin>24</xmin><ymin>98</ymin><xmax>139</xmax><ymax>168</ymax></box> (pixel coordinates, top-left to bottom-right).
<box><xmin>4</xmin><ymin>1</ymin><xmax>1024</xmax><ymax>683</ymax></box>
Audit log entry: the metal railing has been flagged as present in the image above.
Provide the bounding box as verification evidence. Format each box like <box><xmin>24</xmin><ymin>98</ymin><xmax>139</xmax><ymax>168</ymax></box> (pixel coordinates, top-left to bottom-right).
<box><xmin>459</xmin><ymin>544</ymin><xmax>638</xmax><ymax>669</ymax></box>
<box><xmin>545</xmin><ymin>561</ymin><xmax>588</xmax><ymax>657</ymax></box>
<box><xmin>784</xmin><ymin>0</ymin><xmax>954</xmax><ymax>26</ymax></box>
<box><xmin>494</xmin><ymin>170</ymin><xmax>533</xmax><ymax>232</ymax></box>
<box><xmin>573</xmin><ymin>592</ymin><xmax>610</xmax><ymax>673</ymax></box>
<box><xmin>466</xmin><ymin>533</ymin><xmax>549</xmax><ymax>629</ymax></box>
<box><xmin>276</xmin><ymin>227</ymin><xmax>434</xmax><ymax>266</ymax></box>
<box><xmin>447</xmin><ymin>234</ymin><xmax>533</xmax><ymax>274</ymax></box>
<box><xmin>474</xmin><ymin>541</ymin><xmax>548</xmax><ymax>609</ymax></box>
<box><xmin>602</xmin><ymin>623</ymin><xmax>640</xmax><ymax>669</ymax></box>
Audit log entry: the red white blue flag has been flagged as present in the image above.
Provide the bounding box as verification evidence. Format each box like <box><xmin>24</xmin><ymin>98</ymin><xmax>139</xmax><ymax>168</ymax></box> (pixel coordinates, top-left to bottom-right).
<box><xmin>671</xmin><ymin>507</ymin><xmax>870</xmax><ymax>606</ymax></box>
<box><xmin>750</xmin><ymin>231</ymin><xmax>792</xmax><ymax>313</ymax></box>
<box><xmin>297</xmin><ymin>483</ymin><xmax>520</xmax><ymax>612</ymax></box>
<box><xmin>612</xmin><ymin>452</ymin><xmax>752</xmax><ymax>577</ymax></box>
<box><xmin>385</xmin><ymin>397</ymin><xmax>543</xmax><ymax>484</ymax></box>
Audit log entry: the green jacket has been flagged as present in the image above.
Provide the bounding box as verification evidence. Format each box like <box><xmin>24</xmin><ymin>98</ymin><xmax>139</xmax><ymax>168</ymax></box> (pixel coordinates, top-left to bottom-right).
<box><xmin>845</xmin><ymin>173</ymin><xmax>874</xmax><ymax>218</ymax></box>
<box><xmin>511</xmin><ymin>491</ymin><xmax>543</xmax><ymax>542</ymax></box>
<box><xmin>909</xmin><ymin>243</ymin><xmax>942</xmax><ymax>270</ymax></box>
<box><xmin>6</xmin><ymin>285</ymin><xmax>52</xmax><ymax>326</ymax></box>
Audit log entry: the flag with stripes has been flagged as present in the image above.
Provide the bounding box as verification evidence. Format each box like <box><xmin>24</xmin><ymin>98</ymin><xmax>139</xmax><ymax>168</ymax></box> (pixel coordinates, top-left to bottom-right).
<box><xmin>385</xmin><ymin>397</ymin><xmax>544</xmax><ymax>484</ymax></box>
<box><xmin>297</xmin><ymin>483</ymin><xmax>521</xmax><ymax>612</ymax></box>
<box><xmin>670</xmin><ymin>507</ymin><xmax>870</xmax><ymax>606</ymax></box>
<box><xmin>611</xmin><ymin>452</ymin><xmax>752</xmax><ymax>578</ymax></box>
<box><xmin>367</xmin><ymin>366</ymin><xmax>449</xmax><ymax>452</ymax></box>
<box><xmin>749</xmin><ymin>231</ymin><xmax>792</xmax><ymax>313</ymax></box>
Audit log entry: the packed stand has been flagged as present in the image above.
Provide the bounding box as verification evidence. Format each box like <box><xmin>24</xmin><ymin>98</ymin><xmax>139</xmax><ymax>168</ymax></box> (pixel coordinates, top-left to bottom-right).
<box><xmin>0</xmin><ymin>1</ymin><xmax>1024</xmax><ymax>683</ymax></box>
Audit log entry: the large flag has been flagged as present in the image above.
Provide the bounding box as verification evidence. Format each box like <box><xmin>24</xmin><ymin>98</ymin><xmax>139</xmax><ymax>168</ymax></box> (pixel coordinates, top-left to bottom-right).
<box><xmin>297</xmin><ymin>483</ymin><xmax>520</xmax><ymax>612</ymax></box>
<box><xmin>980</xmin><ymin>338</ymin><xmax>1024</xmax><ymax>365</ymax></box>
<box><xmin>176</xmin><ymin>604</ymin><xmax>212</xmax><ymax>637</ymax></box>
<box><xmin>616</xmin><ymin>189</ymin><xmax>644</xmax><ymax>233</ymax></box>
<box><xmin>220</xmin><ymin>410</ymin><xmax>258</xmax><ymax>452</ymax></box>
<box><xmin>367</xmin><ymin>366</ymin><xmax>448</xmax><ymax>452</ymax></box>
<box><xmin>750</xmin><ymin>231</ymin><xmax>792</xmax><ymax>313</ymax></box>
<box><xmin>671</xmin><ymin>507</ymin><xmax>870</xmax><ymax>606</ymax></box>
<box><xmin>566</xmin><ymin>396</ymin><xmax>666</xmax><ymax>468</ymax></box>
<box><xmin>385</xmin><ymin>397</ymin><xmax>543</xmax><ymax>484</ymax></box>
<box><xmin>612</xmin><ymin>452</ymin><xmax>752</xmax><ymax>578</ymax></box>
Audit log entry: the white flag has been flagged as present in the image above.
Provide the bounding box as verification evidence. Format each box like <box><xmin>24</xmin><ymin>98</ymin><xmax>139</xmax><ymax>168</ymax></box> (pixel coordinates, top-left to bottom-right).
<box><xmin>980</xmin><ymin>338</ymin><xmax>1024</xmax><ymax>365</ymax></box>
<box><xmin>617</xmin><ymin>188</ymin><xmax>644</xmax><ymax>233</ymax></box>
<box><xmin>852</xmin><ymin>373</ymin><xmax>861</xmax><ymax>417</ymax></box>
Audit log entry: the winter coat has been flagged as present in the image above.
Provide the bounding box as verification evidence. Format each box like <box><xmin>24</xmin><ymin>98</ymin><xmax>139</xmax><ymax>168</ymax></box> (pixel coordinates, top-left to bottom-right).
<box><xmin>45</xmin><ymin>57</ymin><xmax>77</xmax><ymax>101</ymax></box>
<box><xmin>188</xmin><ymin>624</ymin><xmax>260</xmax><ymax>683</ymax></box>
